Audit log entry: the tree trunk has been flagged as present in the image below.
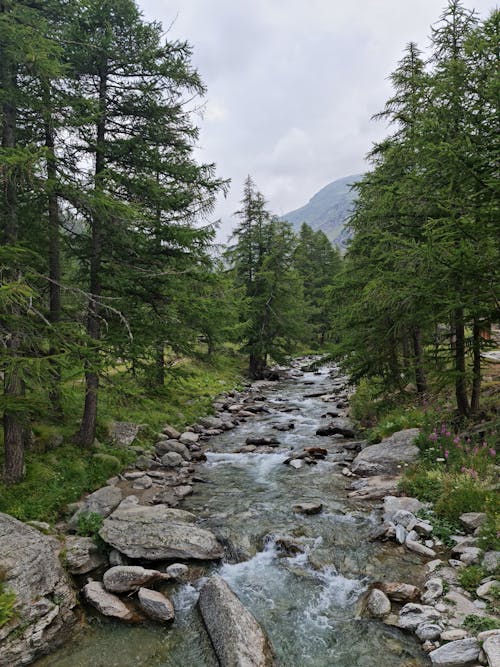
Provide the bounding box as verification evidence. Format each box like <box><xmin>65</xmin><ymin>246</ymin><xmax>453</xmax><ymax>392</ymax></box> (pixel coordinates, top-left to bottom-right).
<box><xmin>249</xmin><ymin>353</ymin><xmax>266</xmax><ymax>380</ymax></box>
<box><xmin>76</xmin><ymin>64</ymin><xmax>107</xmax><ymax>446</ymax></box>
<box><xmin>470</xmin><ymin>319</ymin><xmax>481</xmax><ymax>414</ymax></box>
<box><xmin>1</xmin><ymin>13</ymin><xmax>25</xmax><ymax>483</ymax></box>
<box><xmin>44</xmin><ymin>84</ymin><xmax>63</xmax><ymax>415</ymax></box>
<box><xmin>454</xmin><ymin>308</ymin><xmax>469</xmax><ymax>416</ymax></box>
<box><xmin>412</xmin><ymin>326</ymin><xmax>427</xmax><ymax>394</ymax></box>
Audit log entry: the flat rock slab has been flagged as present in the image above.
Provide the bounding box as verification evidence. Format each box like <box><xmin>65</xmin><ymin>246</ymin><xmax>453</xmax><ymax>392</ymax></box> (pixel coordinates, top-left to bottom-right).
<box><xmin>351</xmin><ymin>429</ymin><xmax>420</xmax><ymax>476</ymax></box>
<box><xmin>100</xmin><ymin>502</ymin><xmax>223</xmax><ymax>560</ymax></box>
<box><xmin>429</xmin><ymin>638</ymin><xmax>480</xmax><ymax>666</ymax></box>
<box><xmin>0</xmin><ymin>513</ymin><xmax>77</xmax><ymax>667</ymax></box>
<box><xmin>198</xmin><ymin>575</ymin><xmax>276</xmax><ymax>667</ymax></box>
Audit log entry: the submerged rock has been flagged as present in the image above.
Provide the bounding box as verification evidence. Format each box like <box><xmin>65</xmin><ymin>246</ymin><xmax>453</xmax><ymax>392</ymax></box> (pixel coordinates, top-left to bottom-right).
<box><xmin>198</xmin><ymin>575</ymin><xmax>276</xmax><ymax>667</ymax></box>
<box><xmin>0</xmin><ymin>513</ymin><xmax>77</xmax><ymax>667</ymax></box>
<box><xmin>137</xmin><ymin>588</ymin><xmax>175</xmax><ymax>623</ymax></box>
<box><xmin>100</xmin><ymin>502</ymin><xmax>223</xmax><ymax>560</ymax></box>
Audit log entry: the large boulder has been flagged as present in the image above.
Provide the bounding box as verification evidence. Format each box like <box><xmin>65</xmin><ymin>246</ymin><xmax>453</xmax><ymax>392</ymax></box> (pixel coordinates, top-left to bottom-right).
<box><xmin>137</xmin><ymin>588</ymin><xmax>175</xmax><ymax>623</ymax></box>
<box><xmin>198</xmin><ymin>575</ymin><xmax>276</xmax><ymax>667</ymax></box>
<box><xmin>64</xmin><ymin>535</ymin><xmax>107</xmax><ymax>574</ymax></box>
<box><xmin>68</xmin><ymin>485</ymin><xmax>123</xmax><ymax>530</ymax></box>
<box><xmin>428</xmin><ymin>638</ymin><xmax>480</xmax><ymax>666</ymax></box>
<box><xmin>103</xmin><ymin>566</ymin><xmax>165</xmax><ymax>593</ymax></box>
<box><xmin>351</xmin><ymin>429</ymin><xmax>420</xmax><ymax>476</ymax></box>
<box><xmin>99</xmin><ymin>501</ymin><xmax>223</xmax><ymax>561</ymax></box>
<box><xmin>108</xmin><ymin>421</ymin><xmax>141</xmax><ymax>448</ymax></box>
<box><xmin>0</xmin><ymin>513</ymin><xmax>77</xmax><ymax>667</ymax></box>
<box><xmin>83</xmin><ymin>581</ymin><xmax>132</xmax><ymax>621</ymax></box>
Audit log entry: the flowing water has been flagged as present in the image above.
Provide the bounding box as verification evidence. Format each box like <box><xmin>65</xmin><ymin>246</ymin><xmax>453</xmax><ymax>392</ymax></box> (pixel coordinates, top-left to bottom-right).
<box><xmin>39</xmin><ymin>365</ymin><xmax>430</xmax><ymax>666</ymax></box>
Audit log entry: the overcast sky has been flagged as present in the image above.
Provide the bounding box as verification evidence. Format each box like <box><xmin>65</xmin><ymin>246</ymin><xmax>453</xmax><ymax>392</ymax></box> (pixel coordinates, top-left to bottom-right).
<box><xmin>137</xmin><ymin>0</ymin><xmax>494</xmax><ymax>241</ymax></box>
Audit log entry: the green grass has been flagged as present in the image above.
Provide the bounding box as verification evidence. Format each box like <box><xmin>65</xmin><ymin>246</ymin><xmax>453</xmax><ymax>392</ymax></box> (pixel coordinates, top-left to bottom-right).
<box><xmin>0</xmin><ymin>568</ymin><xmax>16</xmax><ymax>628</ymax></box>
<box><xmin>458</xmin><ymin>565</ymin><xmax>487</xmax><ymax>594</ymax></box>
<box><xmin>0</xmin><ymin>350</ymin><xmax>245</xmax><ymax>523</ymax></box>
<box><xmin>463</xmin><ymin>614</ymin><xmax>499</xmax><ymax>634</ymax></box>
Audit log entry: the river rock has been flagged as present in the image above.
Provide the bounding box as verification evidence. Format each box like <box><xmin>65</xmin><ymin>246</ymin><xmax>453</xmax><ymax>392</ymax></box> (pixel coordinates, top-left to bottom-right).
<box><xmin>483</xmin><ymin>551</ymin><xmax>500</xmax><ymax>573</ymax></box>
<box><xmin>441</xmin><ymin>629</ymin><xmax>469</xmax><ymax>642</ymax></box>
<box><xmin>109</xmin><ymin>421</ymin><xmax>141</xmax><ymax>448</ymax></box>
<box><xmin>103</xmin><ymin>566</ymin><xmax>165</xmax><ymax>593</ymax></box>
<box><xmin>246</xmin><ymin>436</ymin><xmax>279</xmax><ymax>447</ymax></box>
<box><xmin>398</xmin><ymin>603</ymin><xmax>441</xmax><ymax>631</ymax></box>
<box><xmin>416</xmin><ymin>623</ymin><xmax>442</xmax><ymax>641</ymax></box>
<box><xmin>366</xmin><ymin>588</ymin><xmax>391</xmax><ymax>618</ymax></box>
<box><xmin>351</xmin><ymin>429</ymin><xmax>420</xmax><ymax>476</ymax></box>
<box><xmin>459</xmin><ymin>512</ymin><xmax>487</xmax><ymax>532</ymax></box>
<box><xmin>198</xmin><ymin>575</ymin><xmax>276</xmax><ymax>666</ymax></box>
<box><xmin>428</xmin><ymin>638</ymin><xmax>480</xmax><ymax>666</ymax></box>
<box><xmin>459</xmin><ymin>547</ymin><xmax>482</xmax><ymax>565</ymax></box>
<box><xmin>0</xmin><ymin>513</ymin><xmax>77</xmax><ymax>667</ymax></box>
<box><xmin>68</xmin><ymin>485</ymin><xmax>123</xmax><ymax>530</ymax></box>
<box><xmin>166</xmin><ymin>563</ymin><xmax>189</xmax><ymax>581</ymax></box>
<box><xmin>393</xmin><ymin>509</ymin><xmax>418</xmax><ymax>530</ymax></box>
<box><xmin>293</xmin><ymin>502</ymin><xmax>323</xmax><ymax>515</ymax></box>
<box><xmin>380</xmin><ymin>582</ymin><xmax>420</xmax><ymax>603</ymax></box>
<box><xmin>476</xmin><ymin>580</ymin><xmax>498</xmax><ymax>599</ymax></box>
<box><xmin>422</xmin><ymin>578</ymin><xmax>444</xmax><ymax>604</ymax></box>
<box><xmin>288</xmin><ymin>459</ymin><xmax>304</xmax><ymax>470</ymax></box>
<box><xmin>406</xmin><ymin>540</ymin><xmax>437</xmax><ymax>558</ymax></box>
<box><xmin>160</xmin><ymin>451</ymin><xmax>184</xmax><ymax>468</ymax></box>
<box><xmin>174</xmin><ymin>484</ymin><xmax>193</xmax><ymax>498</ymax></box>
<box><xmin>316</xmin><ymin>417</ymin><xmax>355</xmax><ymax>438</ymax></box>
<box><xmin>64</xmin><ymin>535</ymin><xmax>107</xmax><ymax>574</ymax></box>
<box><xmin>132</xmin><ymin>475</ymin><xmax>153</xmax><ymax>489</ymax></box>
<box><xmin>179</xmin><ymin>431</ymin><xmax>199</xmax><ymax>445</ymax></box>
<box><xmin>83</xmin><ymin>581</ymin><xmax>132</xmax><ymax>620</ymax></box>
<box><xmin>383</xmin><ymin>495</ymin><xmax>424</xmax><ymax>519</ymax></box>
<box><xmin>100</xmin><ymin>503</ymin><xmax>223</xmax><ymax>560</ymax></box>
<box><xmin>198</xmin><ymin>416</ymin><xmax>225</xmax><ymax>430</ymax></box>
<box><xmin>483</xmin><ymin>635</ymin><xmax>500</xmax><ymax>667</ymax></box>
<box><xmin>162</xmin><ymin>424</ymin><xmax>181</xmax><ymax>439</ymax></box>
<box><xmin>156</xmin><ymin>439</ymin><xmax>191</xmax><ymax>459</ymax></box>
<box><xmin>137</xmin><ymin>588</ymin><xmax>175</xmax><ymax>623</ymax></box>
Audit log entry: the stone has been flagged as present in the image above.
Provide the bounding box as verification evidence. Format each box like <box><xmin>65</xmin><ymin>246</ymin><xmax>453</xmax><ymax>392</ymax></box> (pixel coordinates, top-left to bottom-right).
<box><xmin>64</xmin><ymin>536</ymin><xmax>107</xmax><ymax>575</ymax></box>
<box><xmin>351</xmin><ymin>429</ymin><xmax>420</xmax><ymax>476</ymax></box>
<box><xmin>415</xmin><ymin>521</ymin><xmax>434</xmax><ymax>536</ymax></box>
<box><xmin>132</xmin><ymin>475</ymin><xmax>153</xmax><ymax>489</ymax></box>
<box><xmin>0</xmin><ymin>513</ymin><xmax>77</xmax><ymax>667</ymax></box>
<box><xmin>417</xmin><ymin>623</ymin><xmax>442</xmax><ymax>641</ymax></box>
<box><xmin>166</xmin><ymin>563</ymin><xmax>189</xmax><ymax>582</ymax></box>
<box><xmin>198</xmin><ymin>416</ymin><xmax>225</xmax><ymax>430</ymax></box>
<box><xmin>179</xmin><ymin>431</ymin><xmax>199</xmax><ymax>445</ymax></box>
<box><xmin>315</xmin><ymin>417</ymin><xmax>355</xmax><ymax>438</ymax></box>
<box><xmin>288</xmin><ymin>459</ymin><xmax>304</xmax><ymax>470</ymax></box>
<box><xmin>109</xmin><ymin>421</ymin><xmax>141</xmax><ymax>448</ymax></box>
<box><xmin>380</xmin><ymin>582</ymin><xmax>420</xmax><ymax>603</ymax></box>
<box><xmin>406</xmin><ymin>540</ymin><xmax>437</xmax><ymax>558</ymax></box>
<box><xmin>83</xmin><ymin>581</ymin><xmax>132</xmax><ymax>620</ymax></box>
<box><xmin>443</xmin><ymin>590</ymin><xmax>485</xmax><ymax>626</ymax></box>
<box><xmin>366</xmin><ymin>588</ymin><xmax>391</xmax><ymax>618</ymax></box>
<box><xmin>109</xmin><ymin>549</ymin><xmax>129</xmax><ymax>566</ymax></box>
<box><xmin>459</xmin><ymin>512</ymin><xmax>487</xmax><ymax>532</ymax></box>
<box><xmin>483</xmin><ymin>635</ymin><xmax>500</xmax><ymax>667</ymax></box>
<box><xmin>483</xmin><ymin>552</ymin><xmax>500</xmax><ymax>573</ymax></box>
<box><xmin>441</xmin><ymin>629</ymin><xmax>469</xmax><ymax>641</ymax></box>
<box><xmin>422</xmin><ymin>578</ymin><xmax>444</xmax><ymax>604</ymax></box>
<box><xmin>135</xmin><ymin>455</ymin><xmax>155</xmax><ymax>470</ymax></box>
<box><xmin>160</xmin><ymin>451</ymin><xmax>184</xmax><ymax>468</ymax></box>
<box><xmin>427</xmin><ymin>560</ymin><xmax>444</xmax><ymax>573</ymax></box>
<box><xmin>246</xmin><ymin>437</ymin><xmax>279</xmax><ymax>447</ymax></box>
<box><xmin>476</xmin><ymin>580</ymin><xmax>499</xmax><ymax>599</ymax></box>
<box><xmin>156</xmin><ymin>439</ymin><xmax>191</xmax><ymax>460</ymax></box>
<box><xmin>429</xmin><ymin>638</ymin><xmax>480</xmax><ymax>667</ymax></box>
<box><xmin>293</xmin><ymin>502</ymin><xmax>322</xmax><ymax>515</ymax></box>
<box><xmin>103</xmin><ymin>566</ymin><xmax>165</xmax><ymax>593</ymax></box>
<box><xmin>407</xmin><ymin>529</ymin><xmax>420</xmax><ymax>542</ymax></box>
<box><xmin>68</xmin><ymin>485</ymin><xmax>123</xmax><ymax>530</ymax></box>
<box><xmin>398</xmin><ymin>603</ymin><xmax>441</xmax><ymax>631</ymax></box>
<box><xmin>459</xmin><ymin>547</ymin><xmax>482</xmax><ymax>565</ymax></box>
<box><xmin>383</xmin><ymin>495</ymin><xmax>424</xmax><ymax>520</ymax></box>
<box><xmin>162</xmin><ymin>424</ymin><xmax>181</xmax><ymax>439</ymax></box>
<box><xmin>479</xmin><ymin>630</ymin><xmax>500</xmax><ymax>641</ymax></box>
<box><xmin>174</xmin><ymin>485</ymin><xmax>193</xmax><ymax>499</ymax></box>
<box><xmin>100</xmin><ymin>503</ymin><xmax>223</xmax><ymax>561</ymax></box>
<box><xmin>393</xmin><ymin>510</ymin><xmax>418</xmax><ymax>530</ymax></box>
<box><xmin>396</xmin><ymin>524</ymin><xmax>408</xmax><ymax>544</ymax></box>
<box><xmin>137</xmin><ymin>588</ymin><xmax>175</xmax><ymax>623</ymax></box>
<box><xmin>198</xmin><ymin>575</ymin><xmax>276</xmax><ymax>667</ymax></box>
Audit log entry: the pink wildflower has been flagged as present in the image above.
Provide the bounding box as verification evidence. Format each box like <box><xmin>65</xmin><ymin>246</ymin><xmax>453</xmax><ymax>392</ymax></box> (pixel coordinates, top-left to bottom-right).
<box><xmin>444</xmin><ymin>450</ymin><xmax>449</xmax><ymax>459</ymax></box>
<box><xmin>490</xmin><ymin>449</ymin><xmax>496</xmax><ymax>457</ymax></box>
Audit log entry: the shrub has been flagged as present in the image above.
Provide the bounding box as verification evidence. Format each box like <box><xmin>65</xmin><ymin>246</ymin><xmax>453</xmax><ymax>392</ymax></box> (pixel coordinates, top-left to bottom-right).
<box><xmin>457</xmin><ymin>565</ymin><xmax>486</xmax><ymax>593</ymax></box>
<box><xmin>434</xmin><ymin>475</ymin><xmax>493</xmax><ymax>522</ymax></box>
<box><xmin>76</xmin><ymin>512</ymin><xmax>104</xmax><ymax>538</ymax></box>
<box><xmin>463</xmin><ymin>614</ymin><xmax>499</xmax><ymax>634</ymax></box>
<box><xmin>399</xmin><ymin>468</ymin><xmax>444</xmax><ymax>503</ymax></box>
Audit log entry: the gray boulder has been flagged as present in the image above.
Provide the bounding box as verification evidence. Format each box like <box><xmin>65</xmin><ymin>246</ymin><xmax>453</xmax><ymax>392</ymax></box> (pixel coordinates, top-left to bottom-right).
<box><xmin>68</xmin><ymin>485</ymin><xmax>123</xmax><ymax>530</ymax></box>
<box><xmin>156</xmin><ymin>440</ymin><xmax>190</xmax><ymax>460</ymax></box>
<box><xmin>366</xmin><ymin>588</ymin><xmax>391</xmax><ymax>618</ymax></box>
<box><xmin>398</xmin><ymin>603</ymin><xmax>441</xmax><ymax>631</ymax></box>
<box><xmin>83</xmin><ymin>581</ymin><xmax>132</xmax><ymax>620</ymax></box>
<box><xmin>198</xmin><ymin>575</ymin><xmax>276</xmax><ymax>666</ymax></box>
<box><xmin>483</xmin><ymin>551</ymin><xmax>500</xmax><ymax>573</ymax></box>
<box><xmin>108</xmin><ymin>421</ymin><xmax>141</xmax><ymax>448</ymax></box>
<box><xmin>162</xmin><ymin>424</ymin><xmax>181</xmax><ymax>440</ymax></box>
<box><xmin>160</xmin><ymin>451</ymin><xmax>184</xmax><ymax>468</ymax></box>
<box><xmin>351</xmin><ymin>429</ymin><xmax>420</xmax><ymax>476</ymax></box>
<box><xmin>103</xmin><ymin>565</ymin><xmax>165</xmax><ymax>593</ymax></box>
<box><xmin>64</xmin><ymin>536</ymin><xmax>107</xmax><ymax>574</ymax></box>
<box><xmin>100</xmin><ymin>503</ymin><xmax>223</xmax><ymax>560</ymax></box>
<box><xmin>0</xmin><ymin>513</ymin><xmax>77</xmax><ymax>667</ymax></box>
<box><xmin>179</xmin><ymin>431</ymin><xmax>199</xmax><ymax>445</ymax></box>
<box><xmin>459</xmin><ymin>512</ymin><xmax>487</xmax><ymax>531</ymax></box>
<box><xmin>428</xmin><ymin>638</ymin><xmax>480</xmax><ymax>666</ymax></box>
<box><xmin>138</xmin><ymin>588</ymin><xmax>175</xmax><ymax>623</ymax></box>
<box><xmin>483</xmin><ymin>634</ymin><xmax>500</xmax><ymax>667</ymax></box>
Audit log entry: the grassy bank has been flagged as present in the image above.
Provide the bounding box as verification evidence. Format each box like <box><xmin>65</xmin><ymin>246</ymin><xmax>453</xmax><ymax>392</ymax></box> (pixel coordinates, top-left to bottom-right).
<box><xmin>0</xmin><ymin>351</ymin><xmax>245</xmax><ymax>523</ymax></box>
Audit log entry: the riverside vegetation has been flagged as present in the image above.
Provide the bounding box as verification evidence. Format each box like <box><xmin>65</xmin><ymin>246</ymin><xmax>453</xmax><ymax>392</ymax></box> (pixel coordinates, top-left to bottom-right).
<box><xmin>1</xmin><ymin>1</ymin><xmax>499</xmax><ymax>666</ymax></box>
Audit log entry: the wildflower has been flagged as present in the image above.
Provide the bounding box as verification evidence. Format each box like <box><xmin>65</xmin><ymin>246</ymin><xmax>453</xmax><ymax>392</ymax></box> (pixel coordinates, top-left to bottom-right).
<box><xmin>445</xmin><ymin>431</ymin><xmax>451</xmax><ymax>437</ymax></box>
<box><xmin>473</xmin><ymin>447</ymin><xmax>479</xmax><ymax>456</ymax></box>
<box><xmin>453</xmin><ymin>436</ymin><xmax>460</xmax><ymax>445</ymax></box>
<box><xmin>490</xmin><ymin>449</ymin><xmax>496</xmax><ymax>457</ymax></box>
<box><xmin>444</xmin><ymin>450</ymin><xmax>449</xmax><ymax>459</ymax></box>
<box><xmin>429</xmin><ymin>433</ymin><xmax>438</xmax><ymax>442</ymax></box>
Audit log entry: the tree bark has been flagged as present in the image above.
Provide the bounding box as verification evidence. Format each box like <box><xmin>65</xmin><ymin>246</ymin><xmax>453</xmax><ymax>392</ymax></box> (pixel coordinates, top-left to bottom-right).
<box><xmin>412</xmin><ymin>326</ymin><xmax>427</xmax><ymax>394</ymax></box>
<box><xmin>1</xmin><ymin>8</ymin><xmax>25</xmax><ymax>483</ymax></box>
<box><xmin>454</xmin><ymin>308</ymin><xmax>469</xmax><ymax>416</ymax></box>
<box><xmin>470</xmin><ymin>319</ymin><xmax>481</xmax><ymax>414</ymax></box>
<box><xmin>76</xmin><ymin>63</ymin><xmax>107</xmax><ymax>446</ymax></box>
<box><xmin>44</xmin><ymin>83</ymin><xmax>63</xmax><ymax>415</ymax></box>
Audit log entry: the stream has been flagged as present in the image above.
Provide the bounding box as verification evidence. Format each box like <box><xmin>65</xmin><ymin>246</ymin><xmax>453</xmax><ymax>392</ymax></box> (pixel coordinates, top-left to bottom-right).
<box><xmin>39</xmin><ymin>364</ymin><xmax>430</xmax><ymax>666</ymax></box>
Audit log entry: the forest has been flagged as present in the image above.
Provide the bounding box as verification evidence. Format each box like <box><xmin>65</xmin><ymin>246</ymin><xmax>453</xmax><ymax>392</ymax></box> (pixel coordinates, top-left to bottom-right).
<box><xmin>0</xmin><ymin>0</ymin><xmax>498</xmax><ymax>512</ymax></box>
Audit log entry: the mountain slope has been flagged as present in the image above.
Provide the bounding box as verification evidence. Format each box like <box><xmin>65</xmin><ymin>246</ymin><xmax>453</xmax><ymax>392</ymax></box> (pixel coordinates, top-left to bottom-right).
<box><xmin>282</xmin><ymin>174</ymin><xmax>361</xmax><ymax>246</ymax></box>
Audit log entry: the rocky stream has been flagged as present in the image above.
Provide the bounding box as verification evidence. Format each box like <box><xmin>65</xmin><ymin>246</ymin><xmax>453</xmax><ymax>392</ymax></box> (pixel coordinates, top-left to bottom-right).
<box><xmin>1</xmin><ymin>359</ymin><xmax>498</xmax><ymax>667</ymax></box>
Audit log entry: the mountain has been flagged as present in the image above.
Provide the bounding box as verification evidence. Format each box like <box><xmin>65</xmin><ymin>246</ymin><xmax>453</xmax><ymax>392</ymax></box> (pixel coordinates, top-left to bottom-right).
<box><xmin>282</xmin><ymin>174</ymin><xmax>362</xmax><ymax>246</ymax></box>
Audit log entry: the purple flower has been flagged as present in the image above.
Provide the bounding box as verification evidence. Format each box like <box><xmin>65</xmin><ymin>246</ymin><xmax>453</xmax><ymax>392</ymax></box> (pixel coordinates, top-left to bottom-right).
<box><xmin>490</xmin><ymin>449</ymin><xmax>496</xmax><ymax>457</ymax></box>
<box><xmin>444</xmin><ymin>450</ymin><xmax>449</xmax><ymax>459</ymax></box>
<box><xmin>429</xmin><ymin>433</ymin><xmax>438</xmax><ymax>442</ymax></box>
<box><xmin>453</xmin><ymin>436</ymin><xmax>460</xmax><ymax>445</ymax></box>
